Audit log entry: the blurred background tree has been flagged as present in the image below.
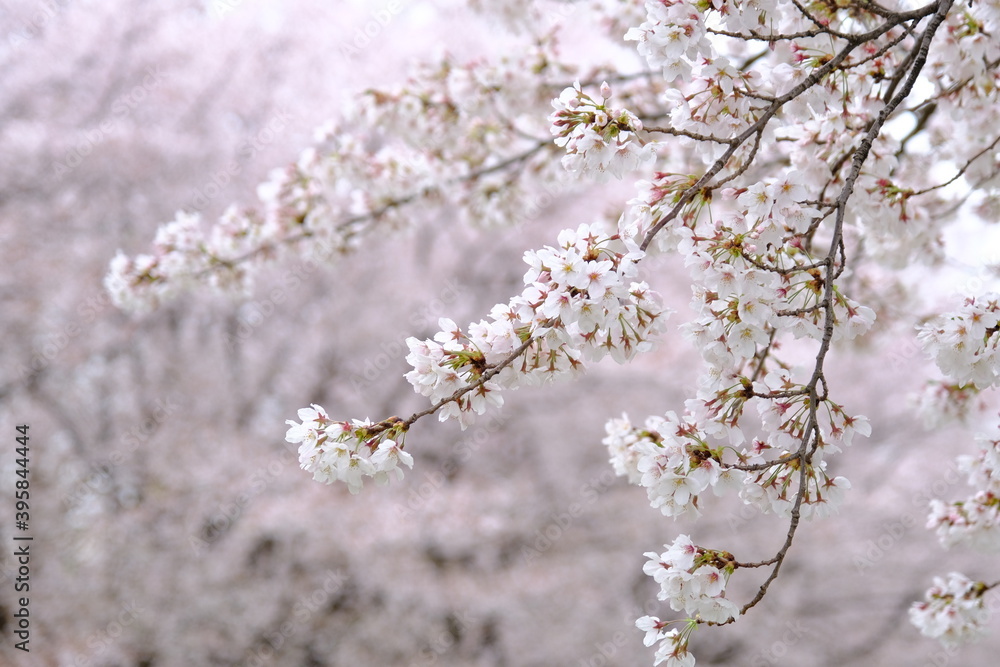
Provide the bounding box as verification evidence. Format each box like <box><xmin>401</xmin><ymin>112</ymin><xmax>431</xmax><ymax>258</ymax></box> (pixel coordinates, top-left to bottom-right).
<box><xmin>1</xmin><ymin>1</ymin><xmax>997</xmax><ymax>665</ymax></box>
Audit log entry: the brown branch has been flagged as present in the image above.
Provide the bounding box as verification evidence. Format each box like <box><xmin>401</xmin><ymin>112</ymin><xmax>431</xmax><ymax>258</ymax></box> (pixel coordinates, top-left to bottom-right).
<box><xmin>749</xmin><ymin>329</ymin><xmax>777</xmax><ymax>383</ymax></box>
<box><xmin>911</xmin><ymin>133</ymin><xmax>1000</xmax><ymax>196</ymax></box>
<box><xmin>729</xmin><ymin>449</ymin><xmax>808</xmax><ymax>473</ymax></box>
<box><xmin>733</xmin><ymin>441</ymin><xmax>813</xmax><ymax>616</ymax></box>
<box><xmin>788</xmin><ymin>0</ymin><xmax>873</xmax><ymax>41</ymax></box>
<box><xmin>774</xmin><ymin>305</ymin><xmax>822</xmax><ymax>317</ymax></box>
<box><xmin>641</xmin><ymin>125</ymin><xmax>737</xmax><ymax>145</ymax></box>
<box><xmin>706</xmin><ymin>25</ymin><xmax>834</xmax><ymax>43</ymax></box>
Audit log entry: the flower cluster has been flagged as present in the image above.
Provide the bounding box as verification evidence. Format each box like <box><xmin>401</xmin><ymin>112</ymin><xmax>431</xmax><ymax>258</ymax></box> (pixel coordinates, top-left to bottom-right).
<box><xmin>603</xmin><ymin>412</ymin><xmax>744</xmax><ymax>518</ymax></box>
<box><xmin>624</xmin><ymin>0</ymin><xmax>713</xmax><ymax>82</ymax></box>
<box><xmin>912</xmin><ymin>381</ymin><xmax>986</xmax><ymax>429</ymax></box>
<box><xmin>642</xmin><ymin>535</ymin><xmax>741</xmax><ymax>624</ymax></box>
<box><xmin>918</xmin><ymin>294</ymin><xmax>1000</xmax><ymax>389</ymax></box>
<box><xmin>605</xmin><ymin>401</ymin><xmax>858</xmax><ymax>522</ymax></box>
<box><xmin>909</xmin><ymin>572</ymin><xmax>992</xmax><ymax>648</ymax></box>
<box><xmin>617</xmin><ymin>174</ymin><xmax>878</xmax><ymax>474</ymax></box>
<box><xmin>927</xmin><ymin>426</ymin><xmax>1000</xmax><ymax>551</ymax></box>
<box><xmin>284</xmin><ymin>405</ymin><xmax>413</xmax><ymax>494</ymax></box>
<box><xmin>106</xmin><ymin>40</ymin><xmax>585</xmax><ymax>311</ymax></box>
<box><xmin>105</xmin><ymin>208</ymin><xmax>264</xmax><ymax>313</ymax></box>
<box><xmin>404</xmin><ymin>223</ymin><xmax>668</xmax><ymax>427</ymax></box>
<box><xmin>740</xmin><ymin>456</ymin><xmax>853</xmax><ymax>521</ymax></box>
<box><xmin>549</xmin><ymin>81</ymin><xmax>654</xmax><ymax>180</ymax></box>
<box><xmin>657</xmin><ymin>177</ymin><xmax>873</xmax><ymax>349</ymax></box>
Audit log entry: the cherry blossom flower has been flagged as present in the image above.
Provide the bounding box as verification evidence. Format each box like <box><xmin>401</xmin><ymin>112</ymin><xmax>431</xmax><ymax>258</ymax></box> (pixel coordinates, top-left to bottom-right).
<box><xmin>549</xmin><ymin>81</ymin><xmax>655</xmax><ymax>181</ymax></box>
<box><xmin>918</xmin><ymin>294</ymin><xmax>1000</xmax><ymax>389</ymax></box>
<box><xmin>927</xmin><ymin>423</ymin><xmax>1000</xmax><ymax>551</ymax></box>
<box><xmin>642</xmin><ymin>535</ymin><xmax>740</xmax><ymax>624</ymax></box>
<box><xmin>285</xmin><ymin>411</ymin><xmax>413</xmax><ymax>493</ymax></box>
<box><xmin>910</xmin><ymin>573</ymin><xmax>992</xmax><ymax>648</ymax></box>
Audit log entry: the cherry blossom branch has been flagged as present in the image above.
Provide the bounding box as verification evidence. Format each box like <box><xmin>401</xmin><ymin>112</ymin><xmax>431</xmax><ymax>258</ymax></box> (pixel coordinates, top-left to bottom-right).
<box><xmin>857</xmin><ymin>0</ymin><xmax>914</xmax><ymax>20</ymax></box>
<box><xmin>193</xmin><ymin>139</ymin><xmax>554</xmax><ymax>278</ymax></box>
<box><xmin>397</xmin><ymin>334</ymin><xmax>537</xmax><ymax>431</ymax></box>
<box><xmin>640</xmin><ymin>125</ymin><xmax>737</xmax><ymax>145</ymax></box>
<box><xmin>348</xmin><ymin>332</ymin><xmax>540</xmax><ymax>441</ymax></box>
<box><xmin>729</xmin><ymin>449</ymin><xmax>810</xmax><ymax>473</ymax></box>
<box><xmin>714</xmin><ymin>0</ymin><xmax>956</xmax><ymax>624</ymax></box>
<box><xmin>907</xmin><ymin>56</ymin><xmax>1000</xmax><ymax>112</ymax></box>
<box><xmin>638</xmin><ymin>5</ymin><xmax>937</xmax><ymax>253</ymax></box>
<box><xmin>730</xmin><ymin>448</ymin><xmax>814</xmax><ymax>618</ymax></box>
<box><xmin>705</xmin><ymin>25</ymin><xmax>832</xmax><ymax>42</ymax></box>
<box><xmin>911</xmin><ymin>134</ymin><xmax>1000</xmax><ymax>196</ymax></box>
